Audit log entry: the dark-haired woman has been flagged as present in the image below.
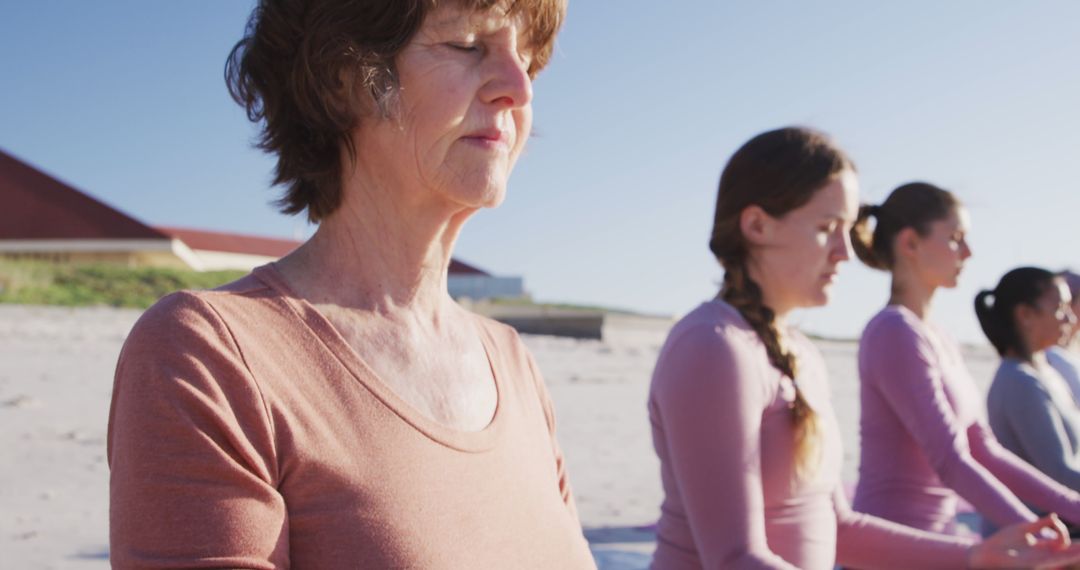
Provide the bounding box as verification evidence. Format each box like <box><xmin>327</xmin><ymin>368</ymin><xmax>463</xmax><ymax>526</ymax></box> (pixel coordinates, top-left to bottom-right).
<box><xmin>107</xmin><ymin>1</ymin><xmax>597</xmax><ymax>568</ymax></box>
<box><xmin>849</xmin><ymin>184</ymin><xmax>1080</xmax><ymax>538</ymax></box>
<box><xmin>981</xmin><ymin>269</ymin><xmax>1080</xmax><ymax>495</ymax></box>
<box><xmin>648</xmin><ymin>127</ymin><xmax>1080</xmax><ymax>570</ymax></box>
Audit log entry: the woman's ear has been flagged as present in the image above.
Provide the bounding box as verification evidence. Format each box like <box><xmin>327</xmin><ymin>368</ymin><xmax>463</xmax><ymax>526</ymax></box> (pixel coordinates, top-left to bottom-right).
<box><xmin>894</xmin><ymin>227</ymin><xmax>920</xmax><ymax>261</ymax></box>
<box><xmin>1014</xmin><ymin>303</ymin><xmax>1037</xmax><ymax>332</ymax></box>
<box><xmin>739</xmin><ymin>205</ymin><xmax>773</xmax><ymax>247</ymax></box>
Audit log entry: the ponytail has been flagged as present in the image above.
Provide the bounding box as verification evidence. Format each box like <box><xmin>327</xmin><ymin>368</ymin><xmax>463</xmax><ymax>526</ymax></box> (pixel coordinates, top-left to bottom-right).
<box><xmin>974</xmin><ymin>290</ymin><xmax>1010</xmax><ymax>356</ymax></box>
<box><xmin>850</xmin><ymin>204</ymin><xmax>889</xmax><ymax>270</ymax></box>
<box><xmin>850</xmin><ymin>182</ymin><xmax>960</xmax><ymax>271</ymax></box>
<box><xmin>975</xmin><ymin>267</ymin><xmax>1058</xmax><ymax>360</ymax></box>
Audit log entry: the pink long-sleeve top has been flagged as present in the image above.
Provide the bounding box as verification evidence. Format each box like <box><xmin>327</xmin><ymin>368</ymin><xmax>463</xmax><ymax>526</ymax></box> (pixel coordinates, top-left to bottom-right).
<box><xmin>648</xmin><ymin>300</ymin><xmax>974</xmax><ymax>570</ymax></box>
<box><xmin>853</xmin><ymin>306</ymin><xmax>1080</xmax><ymax>534</ymax></box>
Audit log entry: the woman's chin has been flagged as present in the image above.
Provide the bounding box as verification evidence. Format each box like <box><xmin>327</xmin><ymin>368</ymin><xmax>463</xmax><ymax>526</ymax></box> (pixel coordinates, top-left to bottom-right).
<box><xmin>803</xmin><ymin>289</ymin><xmax>831</xmax><ymax>309</ymax></box>
<box><xmin>444</xmin><ymin>178</ymin><xmax>508</xmax><ymax>210</ymax></box>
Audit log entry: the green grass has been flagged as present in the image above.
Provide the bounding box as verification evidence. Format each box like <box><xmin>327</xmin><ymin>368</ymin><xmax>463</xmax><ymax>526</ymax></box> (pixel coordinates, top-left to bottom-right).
<box><xmin>0</xmin><ymin>259</ymin><xmax>245</xmax><ymax>309</ymax></box>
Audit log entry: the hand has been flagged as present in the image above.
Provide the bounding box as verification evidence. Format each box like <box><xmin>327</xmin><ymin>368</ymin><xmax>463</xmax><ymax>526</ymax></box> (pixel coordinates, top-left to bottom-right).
<box><xmin>969</xmin><ymin>514</ymin><xmax>1080</xmax><ymax>569</ymax></box>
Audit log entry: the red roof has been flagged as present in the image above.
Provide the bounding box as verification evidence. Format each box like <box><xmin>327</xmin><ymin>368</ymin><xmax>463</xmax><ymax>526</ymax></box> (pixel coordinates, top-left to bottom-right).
<box><xmin>449</xmin><ymin>259</ymin><xmax>489</xmax><ymax>276</ymax></box>
<box><xmin>2</xmin><ymin>147</ymin><xmax>493</xmax><ymax>274</ymax></box>
<box><xmin>156</xmin><ymin>226</ymin><xmax>300</xmax><ymax>257</ymax></box>
<box><xmin>0</xmin><ymin>147</ymin><xmax>167</xmax><ymax>240</ymax></box>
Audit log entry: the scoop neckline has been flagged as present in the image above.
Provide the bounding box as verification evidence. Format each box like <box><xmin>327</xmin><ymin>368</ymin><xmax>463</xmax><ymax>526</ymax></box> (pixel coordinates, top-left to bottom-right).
<box><xmin>252</xmin><ymin>263</ymin><xmax>506</xmax><ymax>453</ymax></box>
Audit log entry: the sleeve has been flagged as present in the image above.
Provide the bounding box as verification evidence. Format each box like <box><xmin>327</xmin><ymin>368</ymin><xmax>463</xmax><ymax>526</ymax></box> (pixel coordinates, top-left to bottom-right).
<box><xmin>864</xmin><ymin>317</ymin><xmax>1037</xmax><ymax>527</ymax></box>
<box><xmin>650</xmin><ymin>325</ymin><xmax>797</xmax><ymax>570</ymax></box>
<box><xmin>993</xmin><ymin>371</ymin><xmax>1080</xmax><ymax>493</ymax></box>
<box><xmin>834</xmin><ymin>484</ymin><xmax>974</xmax><ymax>569</ymax></box>
<box><xmin>968</xmin><ymin>422</ymin><xmax>1080</xmax><ymax>526</ymax></box>
<box><xmin>524</xmin><ymin>347</ymin><xmax>581</xmax><ymax>523</ymax></box>
<box><xmin>107</xmin><ymin>292</ymin><xmax>287</xmax><ymax>570</ymax></box>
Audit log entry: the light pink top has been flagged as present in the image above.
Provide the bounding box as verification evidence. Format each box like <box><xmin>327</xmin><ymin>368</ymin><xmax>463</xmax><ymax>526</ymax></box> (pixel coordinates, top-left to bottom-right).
<box><xmin>854</xmin><ymin>306</ymin><xmax>1080</xmax><ymax>533</ymax></box>
<box><xmin>649</xmin><ymin>300</ymin><xmax>973</xmax><ymax>570</ymax></box>
<box><xmin>108</xmin><ymin>266</ymin><xmax>596</xmax><ymax>569</ymax></box>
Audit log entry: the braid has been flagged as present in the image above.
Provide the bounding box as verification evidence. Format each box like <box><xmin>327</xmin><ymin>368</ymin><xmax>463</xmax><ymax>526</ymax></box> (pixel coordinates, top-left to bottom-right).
<box><xmin>722</xmin><ymin>261</ymin><xmax>822</xmax><ymax>479</ymax></box>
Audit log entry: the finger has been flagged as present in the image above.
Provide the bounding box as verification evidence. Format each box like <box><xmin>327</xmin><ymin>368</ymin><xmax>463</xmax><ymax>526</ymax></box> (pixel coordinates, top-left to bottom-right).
<box><xmin>1049</xmin><ymin>513</ymin><xmax>1072</xmax><ymax>548</ymax></box>
<box><xmin>1029</xmin><ymin>514</ymin><xmax>1070</xmax><ymax>551</ymax></box>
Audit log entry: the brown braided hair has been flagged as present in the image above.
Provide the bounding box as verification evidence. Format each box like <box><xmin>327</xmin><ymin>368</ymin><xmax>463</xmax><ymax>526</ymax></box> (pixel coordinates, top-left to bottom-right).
<box><xmin>709</xmin><ymin>127</ymin><xmax>854</xmax><ymax>479</ymax></box>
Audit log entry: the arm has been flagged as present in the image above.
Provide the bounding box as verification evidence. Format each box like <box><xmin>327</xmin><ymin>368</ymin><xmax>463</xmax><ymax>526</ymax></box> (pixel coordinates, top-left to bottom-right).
<box><xmin>833</xmin><ymin>485</ymin><xmax>973</xmax><ymax>569</ymax></box>
<box><xmin>839</xmin><ymin>485</ymin><xmax>1080</xmax><ymax>570</ymax></box>
<box><xmin>968</xmin><ymin>422</ymin><xmax>1080</xmax><ymax>526</ymax></box>
<box><xmin>107</xmin><ymin>293</ymin><xmax>287</xmax><ymax>570</ymax></box>
<box><xmin>865</xmin><ymin>317</ymin><xmax>1036</xmax><ymax>527</ymax></box>
<box><xmin>651</xmin><ymin>325</ymin><xmax>796</xmax><ymax>569</ymax></box>
<box><xmin>997</xmin><ymin>373</ymin><xmax>1080</xmax><ymax>492</ymax></box>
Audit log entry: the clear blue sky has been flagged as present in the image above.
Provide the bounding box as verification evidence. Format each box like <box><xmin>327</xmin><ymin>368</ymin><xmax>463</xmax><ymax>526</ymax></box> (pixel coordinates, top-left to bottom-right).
<box><xmin>2</xmin><ymin>2</ymin><xmax>1077</xmax><ymax>343</ymax></box>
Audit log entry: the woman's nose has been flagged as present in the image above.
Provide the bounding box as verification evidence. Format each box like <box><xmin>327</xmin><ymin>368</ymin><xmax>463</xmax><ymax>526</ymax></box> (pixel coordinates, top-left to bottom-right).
<box><xmin>480</xmin><ymin>48</ymin><xmax>532</xmax><ymax>109</ymax></box>
<box><xmin>834</xmin><ymin>228</ymin><xmax>853</xmax><ymax>263</ymax></box>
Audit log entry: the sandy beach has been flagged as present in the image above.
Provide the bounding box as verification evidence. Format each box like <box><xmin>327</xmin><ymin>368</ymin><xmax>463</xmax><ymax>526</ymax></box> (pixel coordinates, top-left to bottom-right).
<box><xmin>0</xmin><ymin>304</ymin><xmax>1002</xmax><ymax>569</ymax></box>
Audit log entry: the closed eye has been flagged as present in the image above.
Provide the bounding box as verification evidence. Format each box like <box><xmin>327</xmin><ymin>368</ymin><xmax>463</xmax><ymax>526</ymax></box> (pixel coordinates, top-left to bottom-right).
<box><xmin>447</xmin><ymin>42</ymin><xmax>481</xmax><ymax>53</ymax></box>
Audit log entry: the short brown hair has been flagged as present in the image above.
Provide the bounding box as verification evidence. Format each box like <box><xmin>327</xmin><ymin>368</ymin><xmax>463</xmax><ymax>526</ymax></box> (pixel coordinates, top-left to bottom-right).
<box><xmin>225</xmin><ymin>0</ymin><xmax>566</xmax><ymax>222</ymax></box>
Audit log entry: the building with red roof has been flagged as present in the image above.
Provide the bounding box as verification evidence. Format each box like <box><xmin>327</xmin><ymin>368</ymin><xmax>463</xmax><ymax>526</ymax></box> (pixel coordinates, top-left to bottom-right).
<box><xmin>0</xmin><ymin>148</ymin><xmax>524</xmax><ymax>297</ymax></box>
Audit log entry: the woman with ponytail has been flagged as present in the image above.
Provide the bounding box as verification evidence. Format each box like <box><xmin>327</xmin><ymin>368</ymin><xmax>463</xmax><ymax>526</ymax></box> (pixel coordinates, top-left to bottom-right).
<box><xmin>849</xmin><ymin>184</ymin><xmax>1080</xmax><ymax>538</ymax></box>
<box><xmin>981</xmin><ymin>268</ymin><xmax>1080</xmax><ymax>496</ymax></box>
<box><xmin>648</xmin><ymin>127</ymin><xmax>1080</xmax><ymax>569</ymax></box>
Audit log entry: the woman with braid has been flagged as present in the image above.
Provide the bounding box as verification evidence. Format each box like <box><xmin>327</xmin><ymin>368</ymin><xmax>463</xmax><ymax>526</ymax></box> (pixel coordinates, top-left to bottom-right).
<box><xmin>849</xmin><ymin>184</ymin><xmax>1080</xmax><ymax>538</ymax></box>
<box><xmin>648</xmin><ymin>127</ymin><xmax>1080</xmax><ymax>569</ymax></box>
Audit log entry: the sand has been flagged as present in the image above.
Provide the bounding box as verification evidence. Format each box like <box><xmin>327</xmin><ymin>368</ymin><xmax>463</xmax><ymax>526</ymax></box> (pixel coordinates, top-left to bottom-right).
<box><xmin>0</xmin><ymin>305</ymin><xmax>1002</xmax><ymax>569</ymax></box>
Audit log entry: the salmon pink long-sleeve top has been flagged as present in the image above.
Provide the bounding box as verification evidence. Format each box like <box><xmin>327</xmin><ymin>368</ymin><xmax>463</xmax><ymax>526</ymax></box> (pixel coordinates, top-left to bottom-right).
<box><xmin>107</xmin><ymin>265</ymin><xmax>596</xmax><ymax>570</ymax></box>
<box><xmin>853</xmin><ymin>306</ymin><xmax>1080</xmax><ymax>534</ymax></box>
<box><xmin>648</xmin><ymin>300</ymin><xmax>974</xmax><ymax>570</ymax></box>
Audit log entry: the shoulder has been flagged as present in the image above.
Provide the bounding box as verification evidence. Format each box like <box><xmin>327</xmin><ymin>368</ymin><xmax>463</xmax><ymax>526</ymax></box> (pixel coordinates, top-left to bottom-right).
<box><xmin>991</xmin><ymin>360</ymin><xmax>1050</xmax><ymax>401</ymax></box>
<box><xmin>116</xmin><ymin>271</ymin><xmax>285</xmax><ymax>393</ymax></box>
<box><xmin>860</xmin><ymin>306</ymin><xmax>937</xmax><ymax>366</ymax></box>
<box><xmin>862</xmin><ymin>306</ymin><xmax>923</xmax><ymax>344</ymax></box>
<box><xmin>652</xmin><ymin>301</ymin><xmax>768</xmax><ymax>398</ymax></box>
<box><xmin>664</xmin><ymin>301</ymin><xmax>759</xmax><ymax>360</ymax></box>
<box><xmin>123</xmin><ymin>272</ymin><xmax>274</xmax><ymax>350</ymax></box>
<box><xmin>467</xmin><ymin>311</ymin><xmax>549</xmax><ymax>393</ymax></box>
<box><xmin>469</xmin><ymin>312</ymin><xmax>532</xmax><ymax>363</ymax></box>
<box><xmin>469</xmin><ymin>311</ymin><xmax>522</xmax><ymax>344</ymax></box>
<box><xmin>787</xmin><ymin>327</ymin><xmax>826</xmax><ymax>375</ymax></box>
<box><xmin>1048</xmin><ymin>347</ymin><xmax>1080</xmax><ymax>372</ymax></box>
<box><xmin>123</xmin><ymin>290</ymin><xmax>229</xmax><ymax>354</ymax></box>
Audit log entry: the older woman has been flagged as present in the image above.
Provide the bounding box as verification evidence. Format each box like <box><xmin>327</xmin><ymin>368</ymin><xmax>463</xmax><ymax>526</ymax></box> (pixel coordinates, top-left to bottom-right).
<box><xmin>107</xmin><ymin>1</ymin><xmax>595</xmax><ymax>568</ymax></box>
